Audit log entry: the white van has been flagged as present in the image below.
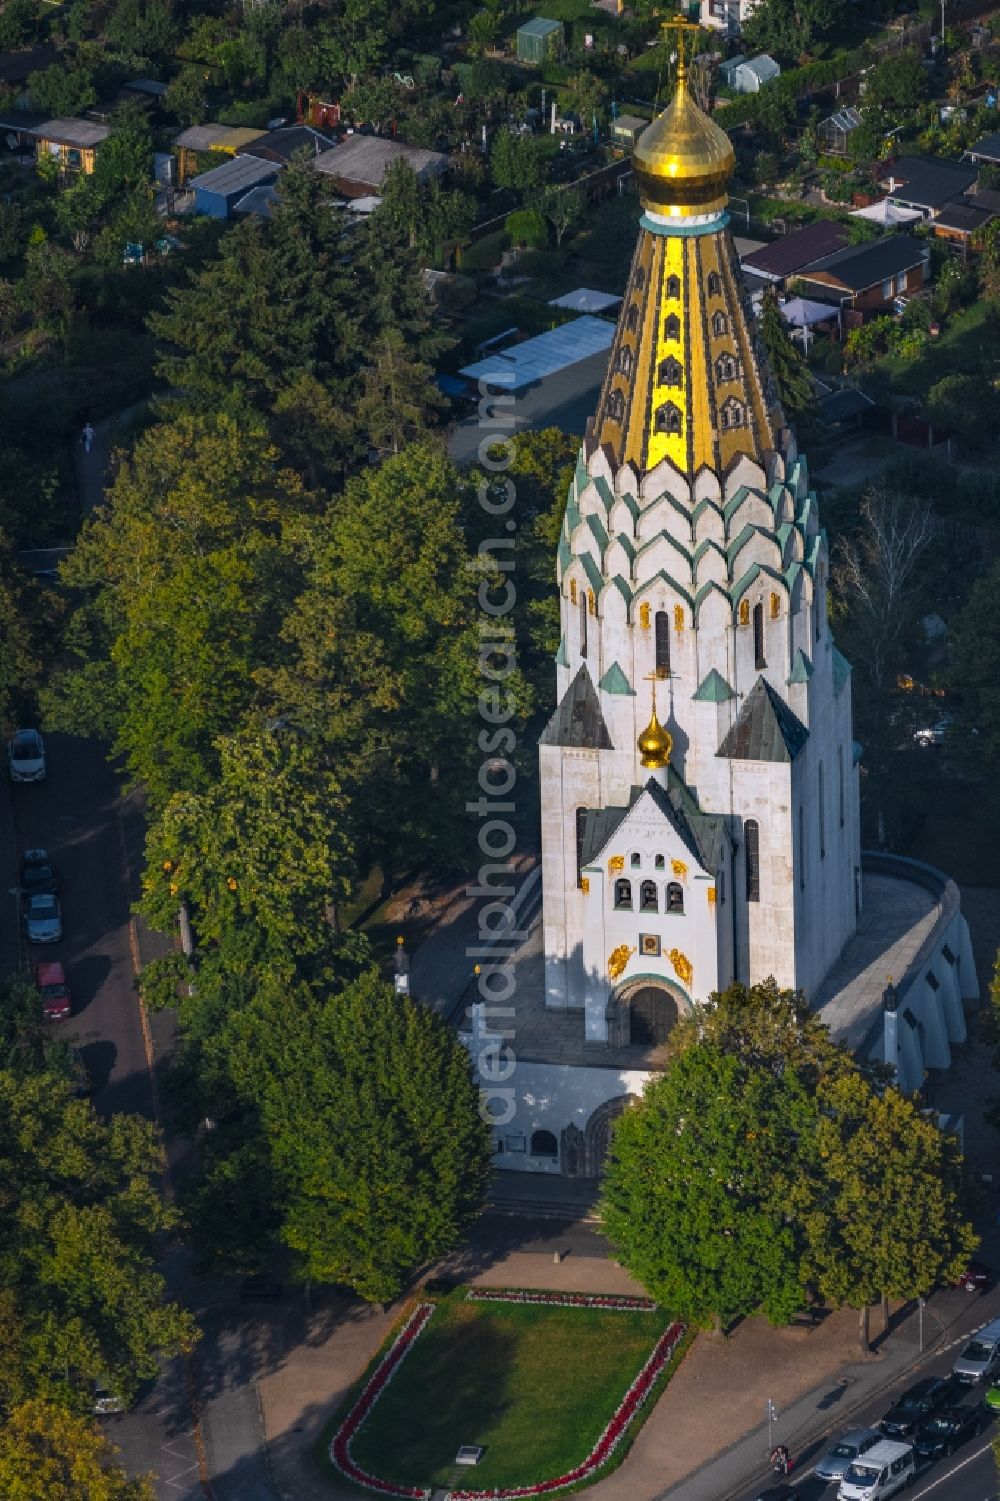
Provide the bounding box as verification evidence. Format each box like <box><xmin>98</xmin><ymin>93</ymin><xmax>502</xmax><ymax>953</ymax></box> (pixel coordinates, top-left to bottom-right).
<box><xmin>953</xmin><ymin>1316</ymin><xmax>1000</xmax><ymax>1384</ymax></box>
<box><xmin>837</xmin><ymin>1439</ymin><xmax>915</xmax><ymax>1501</ymax></box>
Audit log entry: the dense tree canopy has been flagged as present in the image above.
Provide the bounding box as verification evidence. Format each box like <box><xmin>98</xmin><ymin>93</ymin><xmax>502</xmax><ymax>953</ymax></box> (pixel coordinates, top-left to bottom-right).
<box><xmin>0</xmin><ymin>1401</ymin><xmax>153</xmax><ymax>1501</ymax></box>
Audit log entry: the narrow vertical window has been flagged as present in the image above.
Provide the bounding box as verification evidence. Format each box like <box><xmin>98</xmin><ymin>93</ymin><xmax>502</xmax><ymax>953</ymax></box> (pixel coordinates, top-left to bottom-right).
<box><xmin>819</xmin><ymin>761</ymin><xmax>826</xmax><ymax>860</ymax></box>
<box><xmin>815</xmin><ymin>565</ymin><xmax>825</xmax><ymax>643</ymax></box>
<box><xmin>580</xmin><ymin>592</ymin><xmax>587</xmax><ymax>658</ymax></box>
<box><xmin>799</xmin><ymin>806</ymin><xmax>805</xmax><ymax>890</ymax></box>
<box><xmin>838</xmin><ymin>744</ymin><xmax>845</xmax><ymax>828</ymax></box>
<box><xmin>655</xmin><ymin>610</ymin><xmax>670</xmax><ymax>678</ymax></box>
<box><xmin>745</xmin><ymin>820</ymin><xmax>759</xmax><ymax>903</ymax></box>
<box><xmin>753</xmin><ymin>602</ymin><xmax>766</xmax><ymax>670</ymax></box>
<box><xmin>576</xmin><ymin>807</ymin><xmax>587</xmax><ymax>887</ymax></box>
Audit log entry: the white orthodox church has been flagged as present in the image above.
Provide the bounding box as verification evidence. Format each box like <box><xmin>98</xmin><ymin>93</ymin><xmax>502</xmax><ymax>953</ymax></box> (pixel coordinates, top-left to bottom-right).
<box><xmin>466</xmin><ymin>58</ymin><xmax>973</xmax><ymax>1177</ymax></box>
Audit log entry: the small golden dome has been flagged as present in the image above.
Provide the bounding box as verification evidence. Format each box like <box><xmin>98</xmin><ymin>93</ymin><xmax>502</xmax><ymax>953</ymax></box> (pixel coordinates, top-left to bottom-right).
<box><xmin>633</xmin><ymin>65</ymin><xmax>735</xmax><ymax>216</ymax></box>
<box><xmin>638</xmin><ymin>707</ymin><xmax>672</xmax><ymax>770</ymax></box>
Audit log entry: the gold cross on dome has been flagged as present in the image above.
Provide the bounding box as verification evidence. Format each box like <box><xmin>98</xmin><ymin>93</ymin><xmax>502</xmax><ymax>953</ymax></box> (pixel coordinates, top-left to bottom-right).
<box><xmin>641</xmin><ymin>669</ymin><xmax>661</xmax><ymax>713</ymax></box>
<box><xmin>659</xmin><ymin>14</ymin><xmax>701</xmax><ymax>76</ymax></box>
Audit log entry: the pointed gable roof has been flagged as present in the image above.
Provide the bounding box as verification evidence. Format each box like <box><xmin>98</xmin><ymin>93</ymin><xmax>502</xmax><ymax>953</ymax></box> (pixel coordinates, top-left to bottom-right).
<box><xmin>540</xmin><ymin>665</ymin><xmax>614</xmax><ymax>751</ymax></box>
<box><xmin>716</xmin><ymin>676</ymin><xmax>808</xmax><ymax>763</ymax></box>
<box><xmin>581</xmin><ymin>775</ymin><xmax>725</xmax><ymax>876</ymax></box>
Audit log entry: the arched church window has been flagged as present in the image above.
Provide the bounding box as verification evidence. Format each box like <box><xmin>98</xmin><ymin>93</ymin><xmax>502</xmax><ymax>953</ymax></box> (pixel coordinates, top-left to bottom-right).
<box><xmin>655</xmin><ymin>854</ymin><xmax>665</xmax><ymax>870</ymax></box>
<box><xmin>606</xmin><ymin>388</ymin><xmax>624</xmax><ymax>422</ymax></box>
<box><xmin>712</xmin><ymin>310</ymin><xmax>728</xmax><ymax>336</ymax></box>
<box><xmin>635</xmin><ymin>266</ymin><xmax>646</xmax><ymax>290</ymax></box>
<box><xmin>640</xmin><ymin>880</ymin><xmax>658</xmax><ymax>912</ymax></box>
<box><xmin>654</xmin><ymin>610</ymin><xmax>670</xmax><ymax>677</ymax></box>
<box><xmin>614</xmin><ymin>878</ymin><xmax>633</xmax><ymax>910</ymax></box>
<box><xmin>530</xmin><ymin>1129</ymin><xmax>558</xmax><ymax>1157</ymax></box>
<box><xmin>753</xmin><ymin>601</ymin><xmax>766</xmax><ymax>669</ymax></box>
<box><xmin>631</xmin><ymin>852</ymin><xmax>641</xmax><ymax>869</ymax></box>
<box><xmin>626</xmin><ymin>303</ymin><xmax>639</xmax><ymax>333</ymax></box>
<box><xmin>666</xmin><ymin>881</ymin><xmax>684</xmax><ymax>914</ymax></box>
<box><xmin>666</xmin><ymin>274</ymin><xmax>681</xmax><ymax>298</ymax></box>
<box><xmin>579</xmin><ymin>591</ymin><xmax>588</xmax><ymax>658</ymax></box>
<box><xmin>707</xmin><ymin>271</ymin><xmax>722</xmax><ymax>296</ymax></box>
<box><xmin>664</xmin><ymin>313</ymin><xmax>680</xmax><ymax>340</ymax></box>
<box><xmin>617</xmin><ymin>345</ymin><xmax>633</xmax><ymax>377</ymax></box>
<box><xmin>715</xmin><ymin>352</ymin><xmax>737</xmax><ymax>383</ymax></box>
<box><xmin>745</xmin><ymin>820</ymin><xmax>760</xmax><ymax>903</ymax></box>
<box><xmin>576</xmin><ymin>807</ymin><xmax>587</xmax><ymax>887</ymax></box>
<box><xmin>654</xmin><ymin>402</ymin><xmax>682</xmax><ymax>436</ymax></box>
<box><xmin>658</xmin><ymin>356</ymin><xmax>683</xmax><ymax>387</ymax></box>
<box><xmin>720</xmin><ymin>396</ymin><xmax>745</xmax><ymax>430</ymax></box>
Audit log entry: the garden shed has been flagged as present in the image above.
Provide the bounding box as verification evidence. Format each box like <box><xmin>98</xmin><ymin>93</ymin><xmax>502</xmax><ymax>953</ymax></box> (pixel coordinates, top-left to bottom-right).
<box><xmin>818</xmin><ymin>106</ymin><xmax>861</xmax><ymax>157</ymax></box>
<box><xmin>191</xmin><ymin>155</ymin><xmax>281</xmax><ymax>219</ymax></box>
<box><xmin>516</xmin><ymin>17</ymin><xmax>564</xmax><ymax>65</ymax></box>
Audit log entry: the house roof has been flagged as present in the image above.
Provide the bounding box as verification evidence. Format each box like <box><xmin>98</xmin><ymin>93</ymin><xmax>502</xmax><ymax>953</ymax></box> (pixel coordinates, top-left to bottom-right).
<box><xmin>124</xmin><ymin>77</ymin><xmax>168</xmax><ymax>96</ymax></box>
<box><xmin>460</xmin><ymin>315</ymin><xmax>615</xmax><ymax>392</ymax></box>
<box><xmin>882</xmin><ymin>154</ymin><xmax>977</xmax><ymax>209</ymax></box>
<box><xmin>611</xmin><ymin>114</ymin><xmax>647</xmax><ymax>132</ymax></box>
<box><xmin>803</xmin><ymin>234</ymin><xmax>927</xmax><ymax>293</ymax></box>
<box><xmin>172</xmin><ymin>123</ymin><xmax>265</xmax><ymax>152</ymax></box>
<box><xmin>821</xmin><ymin>105</ymin><xmax>861</xmax><ymax>133</ymax></box>
<box><xmin>739</xmin><ymin>53</ymin><xmax>781</xmax><ymax>84</ymax></box>
<box><xmin>969</xmin><ymin>129</ymin><xmax>1000</xmax><ymax>164</ymax></box>
<box><xmin>241</xmin><ymin>125</ymin><xmax>333</xmax><ymax>164</ymax></box>
<box><xmin>539</xmin><ymin>666</ymin><xmax>613</xmax><ymax>751</ymax></box>
<box><xmin>233</xmin><ymin>183</ymin><xmax>282</xmax><ymax>218</ymax></box>
<box><xmin>191</xmin><ymin>154</ymin><xmax>281</xmax><ymax>198</ymax></box>
<box><xmin>34</xmin><ymin>117</ymin><xmax>110</xmax><ymax>149</ymax></box>
<box><xmin>517</xmin><ymin>17</ymin><xmax>563</xmax><ymax>36</ymax></box>
<box><xmin>740</xmin><ymin>219</ymin><xmax>849</xmax><ymax>282</ymax></box>
<box><xmin>312</xmin><ymin>132</ymin><xmax>448</xmax><ymax>188</ymax></box>
<box><xmin>548</xmin><ymin>287</ymin><xmax>622</xmax><ymax>313</ymax></box>
<box><xmin>716</xmin><ymin>677</ymin><xmax>809</xmax><ymax>762</ymax></box>
<box><xmin>934</xmin><ymin>201</ymin><xmax>994</xmax><ymax>234</ymax></box>
<box><xmin>581</xmin><ymin>776</ymin><xmax>726</xmax><ymax>877</ymax></box>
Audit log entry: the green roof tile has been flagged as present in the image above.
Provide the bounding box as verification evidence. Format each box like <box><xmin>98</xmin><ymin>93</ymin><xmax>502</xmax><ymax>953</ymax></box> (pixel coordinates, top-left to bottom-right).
<box><xmin>554</xmin><ymin>636</ymin><xmax>568</xmax><ymax>667</ymax></box>
<box><xmin>693</xmin><ymin>668</ymin><xmax>734</xmax><ymax>702</ymax></box>
<box><xmin>832</xmin><ymin>645</ymin><xmax>852</xmax><ymax>695</ymax></box>
<box><xmin>594</xmin><ymin>476</ymin><xmax>614</xmax><ymax>513</ymax></box>
<box><xmin>787</xmin><ymin>648</ymin><xmax>813</xmax><ymax>685</ymax></box>
<box><xmin>599</xmin><ymin>662</ymin><xmax>634</xmax><ymax>695</ymax></box>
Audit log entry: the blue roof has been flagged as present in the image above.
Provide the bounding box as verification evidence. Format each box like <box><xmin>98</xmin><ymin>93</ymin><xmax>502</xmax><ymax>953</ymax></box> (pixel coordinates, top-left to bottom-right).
<box><xmin>192</xmin><ymin>155</ymin><xmax>281</xmax><ymax>198</ymax></box>
<box><xmin>459</xmin><ymin>315</ymin><xmax>614</xmax><ymax>392</ymax></box>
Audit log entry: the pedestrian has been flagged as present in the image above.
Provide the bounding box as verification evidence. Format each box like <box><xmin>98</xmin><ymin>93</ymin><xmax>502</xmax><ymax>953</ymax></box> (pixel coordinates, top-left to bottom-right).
<box><xmin>81</xmin><ymin>422</ymin><xmax>95</xmax><ymax>453</ymax></box>
<box><xmin>770</xmin><ymin>1444</ymin><xmax>791</xmax><ymax>1476</ymax></box>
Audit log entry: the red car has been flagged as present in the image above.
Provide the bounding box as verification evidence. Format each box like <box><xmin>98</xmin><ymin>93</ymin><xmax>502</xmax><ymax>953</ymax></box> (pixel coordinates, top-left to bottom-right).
<box><xmin>36</xmin><ymin>960</ymin><xmax>70</xmax><ymax>1022</ymax></box>
<box><xmin>955</xmin><ymin>1261</ymin><xmax>991</xmax><ymax>1293</ymax></box>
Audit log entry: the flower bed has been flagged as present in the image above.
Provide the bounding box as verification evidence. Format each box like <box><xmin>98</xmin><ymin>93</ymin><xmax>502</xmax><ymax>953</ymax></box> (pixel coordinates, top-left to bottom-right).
<box><xmin>446</xmin><ymin>1320</ymin><xmax>686</xmax><ymax>1499</ymax></box>
<box><xmin>329</xmin><ymin>1302</ymin><xmax>435</xmax><ymax>1500</ymax></box>
<box><xmin>466</xmin><ymin>1289</ymin><xmax>656</xmax><ymax>1313</ymax></box>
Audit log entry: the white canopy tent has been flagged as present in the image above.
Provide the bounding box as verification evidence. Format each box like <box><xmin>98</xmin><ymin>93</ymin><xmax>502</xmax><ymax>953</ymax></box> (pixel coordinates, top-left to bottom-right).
<box><xmin>849</xmin><ymin>200</ymin><xmax>923</xmax><ymax>227</ymax></box>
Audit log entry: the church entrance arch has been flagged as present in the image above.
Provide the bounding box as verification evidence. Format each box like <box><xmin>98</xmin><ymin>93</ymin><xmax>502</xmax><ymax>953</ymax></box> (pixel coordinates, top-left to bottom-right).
<box><xmin>606</xmin><ymin>975</ymin><xmax>688</xmax><ymax>1048</ymax></box>
<box><xmin>562</xmin><ymin>1094</ymin><xmax>633</xmax><ymax>1178</ymax></box>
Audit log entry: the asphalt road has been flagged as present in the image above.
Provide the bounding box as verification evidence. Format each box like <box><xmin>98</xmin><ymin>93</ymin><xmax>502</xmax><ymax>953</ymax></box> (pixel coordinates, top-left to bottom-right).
<box><xmin>2</xmin><ymin>731</ymin><xmax>202</xmax><ymax>1501</ymax></box>
<box><xmin>731</xmin><ymin>1295</ymin><xmax>1000</xmax><ymax>1501</ymax></box>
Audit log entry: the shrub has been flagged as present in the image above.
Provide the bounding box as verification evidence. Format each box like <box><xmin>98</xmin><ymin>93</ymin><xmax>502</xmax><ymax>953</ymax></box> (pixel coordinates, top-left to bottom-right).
<box><xmin>506</xmin><ymin>207</ymin><xmax>548</xmax><ymax>248</ymax></box>
<box><xmin>460</xmin><ymin>229</ymin><xmax>509</xmax><ymax>271</ymax></box>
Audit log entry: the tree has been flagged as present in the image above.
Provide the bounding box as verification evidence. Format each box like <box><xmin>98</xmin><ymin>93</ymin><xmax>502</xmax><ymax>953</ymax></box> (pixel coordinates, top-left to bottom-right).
<box><xmin>0</xmin><ymin>1401</ymin><xmax>154</xmax><ymax>1501</ymax></box>
<box><xmin>0</xmin><ymin>0</ymin><xmax>39</xmax><ymax>50</ymax></box>
<box><xmin>356</xmin><ymin>328</ymin><xmax>444</xmax><ymax>456</ymax></box>
<box><xmin>19</xmin><ymin>242</ymin><xmax>75</xmax><ymax>340</ymax></box>
<box><xmin>45</xmin><ymin>412</ymin><xmax>315</xmax><ymax>808</ymax></box>
<box><xmin>490</xmin><ymin>129</ymin><xmax>547</xmax><ymax>191</ymax></box>
<box><xmin>759</xmin><ymin>288</ymin><xmax>814</xmax><ymax>418</ymax></box>
<box><xmin>744</xmin><ymin>0</ymin><xmax>848</xmax><ymax>59</ymax></box>
<box><xmin>27</xmin><ymin>61</ymin><xmax>96</xmax><ymax>117</ymax></box>
<box><xmin>564</xmin><ymin>68</ymin><xmax>607</xmax><ymax>127</ymax></box>
<box><xmin>980</xmin><ymin>217</ymin><xmax>1000</xmax><ymax>299</ymax></box>
<box><xmin>188</xmin><ymin>968</ymin><xmax>492</xmax><ymax>1301</ymax></box>
<box><xmin>946</xmin><ymin>559</ymin><xmax>1000</xmax><ymax>812</ymax></box>
<box><xmin>602</xmin><ymin>982</ymin><xmax>828</xmax><ymax>1330</ymax></box>
<box><xmin>141</xmin><ymin>726</ymin><xmax>354</xmax><ymax>960</ymax></box>
<box><xmin>805</xmin><ymin>1072</ymin><xmax>977</xmax><ymax>1355</ymax></box>
<box><xmin>535</xmin><ymin>185</ymin><xmax>585</xmax><ymax>247</ymax></box>
<box><xmin>0</xmin><ymin>1071</ymin><xmax>196</xmax><ymax>1411</ymax></box>
<box><xmin>865</xmin><ymin>49</ymin><xmax>929</xmax><ymax>113</ymax></box>
<box><xmin>834</xmin><ymin>486</ymin><xmax>931</xmax><ymax>699</ymax></box>
<box><xmin>506</xmin><ymin>207</ymin><xmax>548</xmax><ymax>249</ymax></box>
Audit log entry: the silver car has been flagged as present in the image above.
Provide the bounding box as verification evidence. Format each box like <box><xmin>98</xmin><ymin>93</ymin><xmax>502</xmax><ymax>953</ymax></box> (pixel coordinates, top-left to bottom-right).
<box><xmin>814</xmin><ymin>1426</ymin><xmax>883</xmax><ymax>1483</ymax></box>
<box><xmin>8</xmin><ymin>728</ymin><xmax>46</xmax><ymax>782</ymax></box>
<box><xmin>23</xmin><ymin>892</ymin><xmax>62</xmax><ymax>943</ymax></box>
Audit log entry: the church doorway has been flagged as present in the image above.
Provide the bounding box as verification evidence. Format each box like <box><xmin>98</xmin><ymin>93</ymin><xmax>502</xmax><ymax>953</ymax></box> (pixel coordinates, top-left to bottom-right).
<box><xmin>626</xmin><ymin>984</ymin><xmax>679</xmax><ymax>1045</ymax></box>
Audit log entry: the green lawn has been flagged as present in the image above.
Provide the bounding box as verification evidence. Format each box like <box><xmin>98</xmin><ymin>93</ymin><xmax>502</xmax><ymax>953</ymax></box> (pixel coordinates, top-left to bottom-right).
<box><xmin>341</xmin><ymin>1292</ymin><xmax>680</xmax><ymax>1492</ymax></box>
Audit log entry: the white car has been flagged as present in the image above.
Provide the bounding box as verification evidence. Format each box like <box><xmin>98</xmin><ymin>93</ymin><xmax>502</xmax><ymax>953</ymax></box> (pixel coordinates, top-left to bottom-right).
<box><xmin>913</xmin><ymin>716</ymin><xmax>951</xmax><ymax>748</ymax></box>
<box><xmin>8</xmin><ymin>728</ymin><xmax>46</xmax><ymax>782</ymax></box>
<box><xmin>23</xmin><ymin>892</ymin><xmax>62</xmax><ymax>944</ymax></box>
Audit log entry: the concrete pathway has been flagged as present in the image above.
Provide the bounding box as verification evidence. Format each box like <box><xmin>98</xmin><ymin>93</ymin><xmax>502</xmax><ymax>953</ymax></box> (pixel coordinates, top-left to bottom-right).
<box><xmin>73</xmin><ymin>403</ymin><xmax>148</xmax><ymax>513</ymax></box>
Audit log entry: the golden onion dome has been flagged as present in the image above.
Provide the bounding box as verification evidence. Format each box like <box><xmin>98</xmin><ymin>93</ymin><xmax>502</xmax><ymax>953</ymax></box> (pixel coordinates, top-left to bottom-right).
<box><xmin>633</xmin><ymin>63</ymin><xmax>735</xmax><ymax>217</ymax></box>
<box><xmin>638</xmin><ymin>707</ymin><xmax>672</xmax><ymax>771</ymax></box>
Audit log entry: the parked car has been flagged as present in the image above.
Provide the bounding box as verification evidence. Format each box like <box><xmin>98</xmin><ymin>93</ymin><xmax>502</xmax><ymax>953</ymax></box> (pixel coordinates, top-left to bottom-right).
<box><xmin>20</xmin><ymin>848</ymin><xmax>57</xmax><ymax>896</ymax></box>
<box><xmin>954</xmin><ymin>1261</ymin><xmax>991</xmax><ymax>1293</ymax></box>
<box><xmin>92</xmin><ymin>1381</ymin><xmax>125</xmax><ymax>1415</ymax></box>
<box><xmin>913</xmin><ymin>715</ymin><xmax>952</xmax><ymax>748</ymax></box>
<box><xmin>914</xmin><ymin>1402</ymin><xmax>985</xmax><ymax>1459</ymax></box>
<box><xmin>880</xmin><ymin>1375</ymin><xmax>958</xmax><ymax>1436</ymax></box>
<box><xmin>815</xmin><ymin>1428</ymin><xmax>883</xmax><ymax>1483</ymax></box>
<box><xmin>8</xmin><ymin>728</ymin><xmax>46</xmax><ymax>782</ymax></box>
<box><xmin>23</xmin><ymin>892</ymin><xmax>62</xmax><ymax>944</ymax></box>
<box><xmin>954</xmin><ymin>1318</ymin><xmax>1000</xmax><ymax>1384</ymax></box>
<box><xmin>35</xmin><ymin>960</ymin><xmax>70</xmax><ymax>1022</ymax></box>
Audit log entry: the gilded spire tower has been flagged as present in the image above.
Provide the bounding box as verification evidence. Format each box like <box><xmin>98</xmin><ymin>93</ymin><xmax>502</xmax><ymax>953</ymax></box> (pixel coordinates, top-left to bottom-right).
<box><xmin>538</xmin><ymin>29</ymin><xmax>861</xmax><ymax>1033</ymax></box>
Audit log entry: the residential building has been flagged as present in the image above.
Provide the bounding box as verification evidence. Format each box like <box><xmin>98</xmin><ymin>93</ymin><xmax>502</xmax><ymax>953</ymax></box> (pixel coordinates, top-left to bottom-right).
<box><xmin>739</xmin><ymin>219</ymin><xmax>849</xmax><ymax>287</ymax></box>
<box><xmin>880</xmin><ymin>154</ymin><xmax>977</xmax><ymax>219</ymax></box>
<box><xmin>798</xmin><ymin>234</ymin><xmax>929</xmax><ymax>313</ymax></box>
<box><xmin>966</xmin><ymin>129</ymin><xmax>1000</xmax><ymax>167</ymax></box>
<box><xmin>699</xmin><ymin>0</ymin><xmax>763</xmax><ymax>36</ymax></box>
